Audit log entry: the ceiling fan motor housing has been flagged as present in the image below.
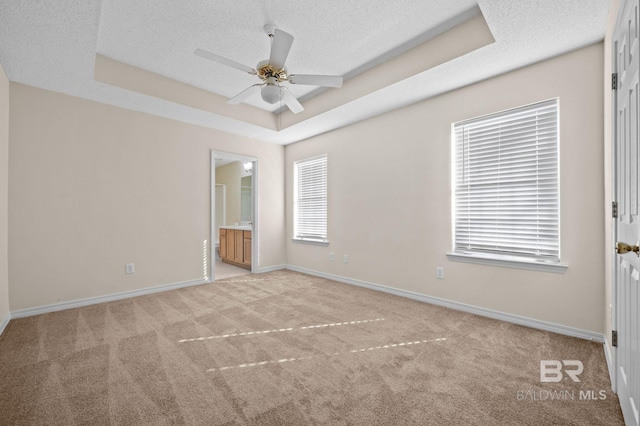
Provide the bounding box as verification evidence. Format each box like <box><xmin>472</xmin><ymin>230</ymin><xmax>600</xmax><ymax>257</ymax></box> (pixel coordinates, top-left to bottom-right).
<box><xmin>256</xmin><ymin>60</ymin><xmax>287</xmax><ymax>82</ymax></box>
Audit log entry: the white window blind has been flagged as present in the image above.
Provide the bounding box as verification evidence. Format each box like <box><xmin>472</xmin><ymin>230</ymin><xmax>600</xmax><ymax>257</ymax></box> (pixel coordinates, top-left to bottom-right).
<box><xmin>453</xmin><ymin>99</ymin><xmax>559</xmax><ymax>262</ymax></box>
<box><xmin>294</xmin><ymin>155</ymin><xmax>328</xmax><ymax>242</ymax></box>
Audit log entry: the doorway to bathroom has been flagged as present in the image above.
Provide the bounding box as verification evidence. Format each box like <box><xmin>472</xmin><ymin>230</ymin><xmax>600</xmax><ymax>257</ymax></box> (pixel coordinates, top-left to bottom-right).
<box><xmin>211</xmin><ymin>151</ymin><xmax>257</xmax><ymax>281</ymax></box>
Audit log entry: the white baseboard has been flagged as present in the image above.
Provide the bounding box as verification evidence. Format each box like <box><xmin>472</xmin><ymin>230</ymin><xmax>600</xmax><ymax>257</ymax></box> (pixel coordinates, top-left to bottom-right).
<box><xmin>11</xmin><ymin>278</ymin><xmax>209</xmax><ymax>319</ymax></box>
<box><xmin>255</xmin><ymin>264</ymin><xmax>287</xmax><ymax>274</ymax></box>
<box><xmin>8</xmin><ymin>265</ymin><xmax>293</xmax><ymax>320</ymax></box>
<box><xmin>604</xmin><ymin>336</ymin><xmax>617</xmax><ymax>392</ymax></box>
<box><xmin>286</xmin><ymin>265</ymin><xmax>604</xmax><ymax>343</ymax></box>
<box><xmin>0</xmin><ymin>311</ymin><xmax>10</xmax><ymax>337</ymax></box>
<box><xmin>7</xmin><ymin>266</ymin><xmax>606</xmax><ymax>345</ymax></box>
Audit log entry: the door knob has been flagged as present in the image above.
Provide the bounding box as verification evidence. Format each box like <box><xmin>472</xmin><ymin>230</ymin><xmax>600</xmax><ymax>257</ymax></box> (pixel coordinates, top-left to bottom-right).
<box><xmin>616</xmin><ymin>241</ymin><xmax>640</xmax><ymax>255</ymax></box>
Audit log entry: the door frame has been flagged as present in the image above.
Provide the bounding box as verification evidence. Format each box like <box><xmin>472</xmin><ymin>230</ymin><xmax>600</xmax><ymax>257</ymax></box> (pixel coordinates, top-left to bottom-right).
<box><xmin>210</xmin><ymin>150</ymin><xmax>258</xmax><ymax>279</ymax></box>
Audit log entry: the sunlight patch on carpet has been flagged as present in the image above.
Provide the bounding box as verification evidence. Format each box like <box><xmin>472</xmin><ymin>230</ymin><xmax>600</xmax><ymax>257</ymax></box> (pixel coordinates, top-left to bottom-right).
<box><xmin>218</xmin><ymin>278</ymin><xmax>265</xmax><ymax>283</ymax></box>
<box><xmin>206</xmin><ymin>337</ymin><xmax>448</xmax><ymax>372</ymax></box>
<box><xmin>178</xmin><ymin>318</ymin><xmax>386</xmax><ymax>343</ymax></box>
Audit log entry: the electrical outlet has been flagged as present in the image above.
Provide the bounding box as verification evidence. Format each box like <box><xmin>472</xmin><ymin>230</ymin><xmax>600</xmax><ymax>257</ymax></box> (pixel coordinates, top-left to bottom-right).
<box><xmin>343</xmin><ymin>254</ymin><xmax>349</xmax><ymax>264</ymax></box>
<box><xmin>125</xmin><ymin>263</ymin><xmax>135</xmax><ymax>274</ymax></box>
<box><xmin>329</xmin><ymin>252</ymin><xmax>334</xmax><ymax>262</ymax></box>
<box><xmin>436</xmin><ymin>267</ymin><xmax>444</xmax><ymax>279</ymax></box>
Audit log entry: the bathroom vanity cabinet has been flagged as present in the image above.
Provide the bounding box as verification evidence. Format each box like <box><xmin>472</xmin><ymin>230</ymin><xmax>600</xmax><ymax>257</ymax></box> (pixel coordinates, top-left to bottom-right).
<box><xmin>219</xmin><ymin>227</ymin><xmax>252</xmax><ymax>269</ymax></box>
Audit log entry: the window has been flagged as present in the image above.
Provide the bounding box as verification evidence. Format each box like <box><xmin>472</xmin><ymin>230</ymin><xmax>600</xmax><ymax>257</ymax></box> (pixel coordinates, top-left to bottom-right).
<box><xmin>293</xmin><ymin>155</ymin><xmax>328</xmax><ymax>243</ymax></box>
<box><xmin>451</xmin><ymin>99</ymin><xmax>561</xmax><ymax>269</ymax></box>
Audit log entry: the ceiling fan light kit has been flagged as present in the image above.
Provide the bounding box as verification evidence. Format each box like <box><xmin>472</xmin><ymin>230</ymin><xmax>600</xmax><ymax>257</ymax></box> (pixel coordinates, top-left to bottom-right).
<box><xmin>195</xmin><ymin>24</ymin><xmax>343</xmax><ymax>114</ymax></box>
<box><xmin>260</xmin><ymin>83</ymin><xmax>280</xmax><ymax>104</ymax></box>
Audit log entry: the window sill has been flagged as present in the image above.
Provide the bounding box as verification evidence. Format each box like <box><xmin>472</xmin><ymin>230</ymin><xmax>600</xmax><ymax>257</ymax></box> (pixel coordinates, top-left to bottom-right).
<box><xmin>292</xmin><ymin>238</ymin><xmax>329</xmax><ymax>247</ymax></box>
<box><xmin>446</xmin><ymin>252</ymin><xmax>567</xmax><ymax>274</ymax></box>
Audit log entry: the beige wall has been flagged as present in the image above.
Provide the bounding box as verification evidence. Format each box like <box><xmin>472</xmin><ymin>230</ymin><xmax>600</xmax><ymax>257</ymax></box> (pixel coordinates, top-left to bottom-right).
<box><xmin>603</xmin><ymin>0</ymin><xmax>621</xmax><ymax>357</ymax></box>
<box><xmin>1</xmin><ymin>31</ymin><xmax>611</xmax><ymax>338</ymax></box>
<box><xmin>286</xmin><ymin>43</ymin><xmax>605</xmax><ymax>333</ymax></box>
<box><xmin>0</xmin><ymin>63</ymin><xmax>9</xmax><ymax>323</ymax></box>
<box><xmin>8</xmin><ymin>83</ymin><xmax>285</xmax><ymax>311</ymax></box>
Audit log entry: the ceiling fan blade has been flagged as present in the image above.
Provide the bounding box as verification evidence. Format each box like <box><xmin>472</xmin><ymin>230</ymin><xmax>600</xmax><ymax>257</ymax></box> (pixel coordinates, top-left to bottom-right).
<box><xmin>281</xmin><ymin>87</ymin><xmax>304</xmax><ymax>114</ymax></box>
<box><xmin>227</xmin><ymin>84</ymin><xmax>264</xmax><ymax>105</ymax></box>
<box><xmin>269</xmin><ymin>29</ymin><xmax>294</xmax><ymax>69</ymax></box>
<box><xmin>195</xmin><ymin>49</ymin><xmax>255</xmax><ymax>74</ymax></box>
<box><xmin>288</xmin><ymin>74</ymin><xmax>343</xmax><ymax>88</ymax></box>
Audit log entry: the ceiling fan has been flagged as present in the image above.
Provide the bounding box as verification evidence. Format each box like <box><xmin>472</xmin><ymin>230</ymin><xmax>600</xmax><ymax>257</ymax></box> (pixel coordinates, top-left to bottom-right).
<box><xmin>195</xmin><ymin>24</ymin><xmax>343</xmax><ymax>114</ymax></box>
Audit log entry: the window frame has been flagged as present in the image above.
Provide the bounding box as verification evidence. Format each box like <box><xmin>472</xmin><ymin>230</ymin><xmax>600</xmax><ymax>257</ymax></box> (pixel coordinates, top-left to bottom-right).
<box><xmin>292</xmin><ymin>154</ymin><xmax>329</xmax><ymax>245</ymax></box>
<box><xmin>448</xmin><ymin>99</ymin><xmax>567</xmax><ymax>273</ymax></box>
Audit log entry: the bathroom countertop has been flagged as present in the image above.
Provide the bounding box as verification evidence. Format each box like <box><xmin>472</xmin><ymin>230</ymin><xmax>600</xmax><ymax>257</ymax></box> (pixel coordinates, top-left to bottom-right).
<box><xmin>220</xmin><ymin>225</ymin><xmax>252</xmax><ymax>231</ymax></box>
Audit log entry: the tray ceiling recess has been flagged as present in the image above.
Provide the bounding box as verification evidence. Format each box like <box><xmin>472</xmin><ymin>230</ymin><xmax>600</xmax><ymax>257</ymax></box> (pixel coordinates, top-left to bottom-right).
<box><xmin>0</xmin><ymin>0</ymin><xmax>611</xmax><ymax>144</ymax></box>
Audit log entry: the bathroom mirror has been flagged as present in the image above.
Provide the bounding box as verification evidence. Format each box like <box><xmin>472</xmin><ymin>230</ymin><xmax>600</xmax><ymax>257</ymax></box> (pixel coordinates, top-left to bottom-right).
<box><xmin>214</xmin><ymin>161</ymin><xmax>253</xmax><ymax>227</ymax></box>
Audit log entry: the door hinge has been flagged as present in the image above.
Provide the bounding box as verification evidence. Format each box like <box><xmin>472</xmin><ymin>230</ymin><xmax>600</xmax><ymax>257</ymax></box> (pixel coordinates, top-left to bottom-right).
<box><xmin>612</xmin><ymin>73</ymin><xmax>618</xmax><ymax>90</ymax></box>
<box><xmin>612</xmin><ymin>201</ymin><xmax>618</xmax><ymax>218</ymax></box>
<box><xmin>612</xmin><ymin>330</ymin><xmax>618</xmax><ymax>347</ymax></box>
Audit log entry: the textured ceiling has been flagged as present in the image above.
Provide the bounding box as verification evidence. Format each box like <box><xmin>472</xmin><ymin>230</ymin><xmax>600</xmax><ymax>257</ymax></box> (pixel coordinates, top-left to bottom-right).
<box><xmin>0</xmin><ymin>0</ymin><xmax>610</xmax><ymax>145</ymax></box>
<box><xmin>96</xmin><ymin>0</ymin><xmax>478</xmax><ymax>110</ymax></box>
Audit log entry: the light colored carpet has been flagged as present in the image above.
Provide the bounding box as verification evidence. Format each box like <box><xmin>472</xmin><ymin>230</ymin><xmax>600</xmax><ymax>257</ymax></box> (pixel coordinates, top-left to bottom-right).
<box><xmin>0</xmin><ymin>270</ymin><xmax>623</xmax><ymax>425</ymax></box>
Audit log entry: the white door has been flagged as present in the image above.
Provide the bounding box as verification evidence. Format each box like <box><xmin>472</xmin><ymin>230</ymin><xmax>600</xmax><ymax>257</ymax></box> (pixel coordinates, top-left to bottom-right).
<box><xmin>614</xmin><ymin>1</ymin><xmax>640</xmax><ymax>425</ymax></box>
